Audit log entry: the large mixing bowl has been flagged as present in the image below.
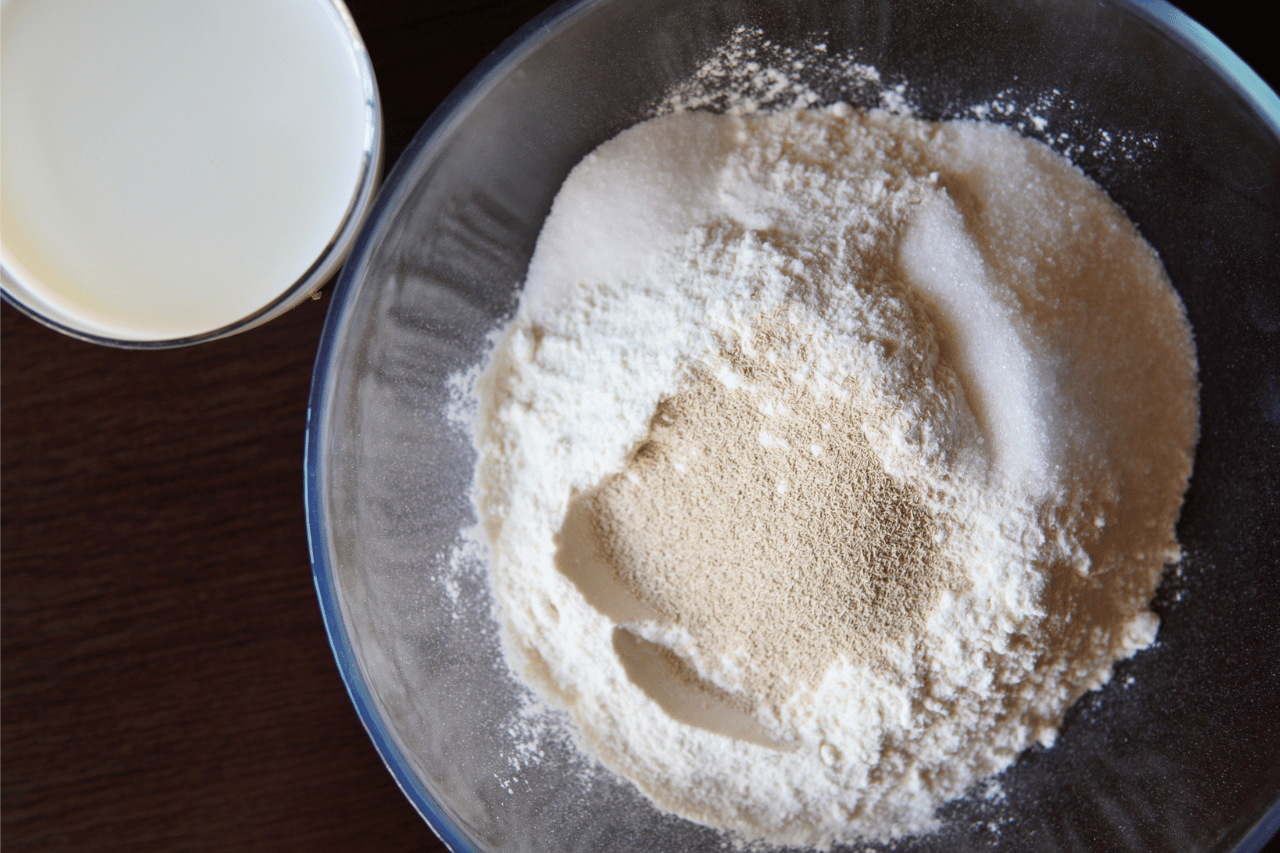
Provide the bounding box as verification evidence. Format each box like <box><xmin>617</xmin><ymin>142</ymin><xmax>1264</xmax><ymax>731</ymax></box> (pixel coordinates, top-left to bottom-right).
<box><xmin>304</xmin><ymin>0</ymin><xmax>1280</xmax><ymax>850</ymax></box>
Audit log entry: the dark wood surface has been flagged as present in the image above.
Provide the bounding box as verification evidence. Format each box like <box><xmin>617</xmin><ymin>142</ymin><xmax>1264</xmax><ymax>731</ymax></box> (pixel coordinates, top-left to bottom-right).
<box><xmin>0</xmin><ymin>3</ymin><xmax>556</xmax><ymax>851</ymax></box>
<box><xmin>2</xmin><ymin>2</ymin><xmax>1271</xmax><ymax>853</ymax></box>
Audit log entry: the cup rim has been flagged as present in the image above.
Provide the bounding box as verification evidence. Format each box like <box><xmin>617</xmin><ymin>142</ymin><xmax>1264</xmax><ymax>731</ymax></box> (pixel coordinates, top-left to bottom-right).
<box><xmin>0</xmin><ymin>0</ymin><xmax>384</xmax><ymax>349</ymax></box>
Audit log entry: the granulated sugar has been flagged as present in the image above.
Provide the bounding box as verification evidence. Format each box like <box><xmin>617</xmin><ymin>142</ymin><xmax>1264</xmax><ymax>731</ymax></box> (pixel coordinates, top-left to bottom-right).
<box><xmin>468</xmin><ymin>80</ymin><xmax>1197</xmax><ymax>851</ymax></box>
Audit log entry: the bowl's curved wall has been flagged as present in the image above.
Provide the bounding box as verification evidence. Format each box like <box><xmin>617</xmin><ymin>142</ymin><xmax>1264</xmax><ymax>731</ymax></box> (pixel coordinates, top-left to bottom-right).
<box><xmin>307</xmin><ymin>1</ymin><xmax>1280</xmax><ymax>850</ymax></box>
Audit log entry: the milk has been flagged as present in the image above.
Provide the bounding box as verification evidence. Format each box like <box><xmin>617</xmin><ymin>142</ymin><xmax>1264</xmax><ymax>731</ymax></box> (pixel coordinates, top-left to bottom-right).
<box><xmin>1</xmin><ymin>0</ymin><xmax>375</xmax><ymax>342</ymax></box>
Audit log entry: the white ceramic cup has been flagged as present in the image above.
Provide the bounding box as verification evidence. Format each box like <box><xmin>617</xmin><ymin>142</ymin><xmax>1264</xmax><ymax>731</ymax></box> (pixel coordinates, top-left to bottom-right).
<box><xmin>0</xmin><ymin>0</ymin><xmax>382</xmax><ymax>347</ymax></box>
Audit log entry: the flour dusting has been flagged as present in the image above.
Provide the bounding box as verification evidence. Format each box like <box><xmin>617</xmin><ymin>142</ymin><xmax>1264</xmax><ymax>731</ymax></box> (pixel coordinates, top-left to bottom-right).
<box><xmin>461</xmin><ymin>32</ymin><xmax>1197</xmax><ymax>850</ymax></box>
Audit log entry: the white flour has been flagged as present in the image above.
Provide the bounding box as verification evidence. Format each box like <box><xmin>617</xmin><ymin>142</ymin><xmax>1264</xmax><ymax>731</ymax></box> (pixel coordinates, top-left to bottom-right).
<box><xmin>467</xmin><ymin>82</ymin><xmax>1197</xmax><ymax>850</ymax></box>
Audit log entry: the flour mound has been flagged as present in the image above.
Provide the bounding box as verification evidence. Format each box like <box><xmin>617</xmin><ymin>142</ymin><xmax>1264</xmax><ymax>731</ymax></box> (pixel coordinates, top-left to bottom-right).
<box><xmin>470</xmin><ymin>105</ymin><xmax>1197</xmax><ymax>847</ymax></box>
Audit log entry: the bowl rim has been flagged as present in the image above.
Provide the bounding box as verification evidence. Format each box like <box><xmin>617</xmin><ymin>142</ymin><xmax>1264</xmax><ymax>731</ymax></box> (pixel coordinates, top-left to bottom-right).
<box><xmin>303</xmin><ymin>1</ymin><xmax>1280</xmax><ymax>851</ymax></box>
<box><xmin>305</xmin><ymin>1</ymin><xmax>589</xmax><ymax>846</ymax></box>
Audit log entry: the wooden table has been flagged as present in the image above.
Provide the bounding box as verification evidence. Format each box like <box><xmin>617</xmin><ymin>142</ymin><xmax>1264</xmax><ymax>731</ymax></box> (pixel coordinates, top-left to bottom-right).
<box><xmin>2</xmin><ymin>2</ymin><xmax>1272</xmax><ymax>852</ymax></box>
<box><xmin>1</xmin><ymin>3</ymin><xmax>556</xmax><ymax>851</ymax></box>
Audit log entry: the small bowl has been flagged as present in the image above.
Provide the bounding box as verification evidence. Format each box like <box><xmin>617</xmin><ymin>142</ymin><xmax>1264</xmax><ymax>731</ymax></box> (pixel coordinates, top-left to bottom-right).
<box><xmin>0</xmin><ymin>0</ymin><xmax>382</xmax><ymax>348</ymax></box>
<box><xmin>305</xmin><ymin>0</ymin><xmax>1280</xmax><ymax>850</ymax></box>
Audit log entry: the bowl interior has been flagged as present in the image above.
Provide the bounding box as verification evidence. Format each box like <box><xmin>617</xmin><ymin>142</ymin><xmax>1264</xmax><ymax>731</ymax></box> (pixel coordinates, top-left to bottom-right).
<box><xmin>306</xmin><ymin>0</ymin><xmax>1280</xmax><ymax>850</ymax></box>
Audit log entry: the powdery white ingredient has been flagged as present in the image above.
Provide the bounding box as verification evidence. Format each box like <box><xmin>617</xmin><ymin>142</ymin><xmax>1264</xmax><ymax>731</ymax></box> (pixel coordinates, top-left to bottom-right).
<box><xmin>468</xmin><ymin>103</ymin><xmax>1196</xmax><ymax>848</ymax></box>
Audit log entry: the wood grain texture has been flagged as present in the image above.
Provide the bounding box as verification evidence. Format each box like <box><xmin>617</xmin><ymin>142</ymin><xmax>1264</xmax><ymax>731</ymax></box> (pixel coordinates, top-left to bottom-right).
<box><xmin>1</xmin><ymin>2</ymin><xmax>555</xmax><ymax>851</ymax></box>
<box><xmin>1</xmin><ymin>2</ymin><xmax>1270</xmax><ymax>852</ymax></box>
<box><xmin>1</xmin><ymin>298</ymin><xmax>431</xmax><ymax>853</ymax></box>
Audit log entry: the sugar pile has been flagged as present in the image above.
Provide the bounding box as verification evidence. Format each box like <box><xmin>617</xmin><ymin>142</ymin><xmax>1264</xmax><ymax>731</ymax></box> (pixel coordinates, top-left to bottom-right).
<box><xmin>469</xmin><ymin>99</ymin><xmax>1197</xmax><ymax>848</ymax></box>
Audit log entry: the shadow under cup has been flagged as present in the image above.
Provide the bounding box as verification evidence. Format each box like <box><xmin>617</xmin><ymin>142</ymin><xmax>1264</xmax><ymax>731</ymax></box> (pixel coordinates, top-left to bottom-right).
<box><xmin>306</xmin><ymin>0</ymin><xmax>1280</xmax><ymax>851</ymax></box>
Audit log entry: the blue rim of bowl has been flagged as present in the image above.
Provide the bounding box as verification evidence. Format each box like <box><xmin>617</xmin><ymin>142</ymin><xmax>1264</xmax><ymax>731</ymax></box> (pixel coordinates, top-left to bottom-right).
<box><xmin>303</xmin><ymin>2</ymin><xmax>1280</xmax><ymax>852</ymax></box>
<box><xmin>305</xmin><ymin>2</ymin><xmax>588</xmax><ymax>850</ymax></box>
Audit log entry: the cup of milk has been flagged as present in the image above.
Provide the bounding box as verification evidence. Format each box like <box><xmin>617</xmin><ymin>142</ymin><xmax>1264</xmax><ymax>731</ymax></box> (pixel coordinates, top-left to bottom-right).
<box><xmin>0</xmin><ymin>0</ymin><xmax>381</xmax><ymax>346</ymax></box>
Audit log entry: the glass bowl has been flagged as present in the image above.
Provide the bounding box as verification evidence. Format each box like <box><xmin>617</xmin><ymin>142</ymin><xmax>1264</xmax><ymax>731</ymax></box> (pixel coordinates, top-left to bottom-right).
<box><xmin>304</xmin><ymin>0</ymin><xmax>1280</xmax><ymax>850</ymax></box>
